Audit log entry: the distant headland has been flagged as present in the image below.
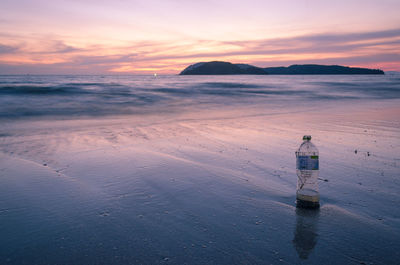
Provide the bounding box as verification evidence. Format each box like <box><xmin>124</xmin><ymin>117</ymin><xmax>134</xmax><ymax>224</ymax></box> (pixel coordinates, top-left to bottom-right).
<box><xmin>179</xmin><ymin>61</ymin><xmax>384</xmax><ymax>75</ymax></box>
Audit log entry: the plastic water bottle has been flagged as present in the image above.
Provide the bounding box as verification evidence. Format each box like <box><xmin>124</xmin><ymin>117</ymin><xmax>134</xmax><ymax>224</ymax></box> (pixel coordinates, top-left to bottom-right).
<box><xmin>295</xmin><ymin>135</ymin><xmax>320</xmax><ymax>208</ymax></box>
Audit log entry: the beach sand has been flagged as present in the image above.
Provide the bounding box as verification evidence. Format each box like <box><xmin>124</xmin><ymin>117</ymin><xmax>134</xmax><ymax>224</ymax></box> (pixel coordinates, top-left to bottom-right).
<box><xmin>1</xmin><ymin>100</ymin><xmax>399</xmax><ymax>264</ymax></box>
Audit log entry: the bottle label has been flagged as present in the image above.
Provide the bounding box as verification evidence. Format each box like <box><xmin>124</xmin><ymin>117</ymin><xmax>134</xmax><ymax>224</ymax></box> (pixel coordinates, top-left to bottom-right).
<box><xmin>297</xmin><ymin>156</ymin><xmax>319</xmax><ymax>170</ymax></box>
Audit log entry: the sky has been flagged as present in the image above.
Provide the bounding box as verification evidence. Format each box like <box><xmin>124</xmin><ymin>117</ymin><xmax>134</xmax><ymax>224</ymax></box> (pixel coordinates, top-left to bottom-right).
<box><xmin>0</xmin><ymin>0</ymin><xmax>399</xmax><ymax>74</ymax></box>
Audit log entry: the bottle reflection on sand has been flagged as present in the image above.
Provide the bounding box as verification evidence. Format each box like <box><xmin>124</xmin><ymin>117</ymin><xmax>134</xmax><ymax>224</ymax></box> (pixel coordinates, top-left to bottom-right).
<box><xmin>292</xmin><ymin>208</ymin><xmax>319</xmax><ymax>259</ymax></box>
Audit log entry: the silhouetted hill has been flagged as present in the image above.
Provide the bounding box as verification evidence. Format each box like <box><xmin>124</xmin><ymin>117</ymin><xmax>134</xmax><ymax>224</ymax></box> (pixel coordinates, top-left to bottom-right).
<box><xmin>264</xmin><ymin>64</ymin><xmax>384</xmax><ymax>75</ymax></box>
<box><xmin>180</xmin><ymin>61</ymin><xmax>384</xmax><ymax>75</ymax></box>
<box><xmin>180</xmin><ymin>61</ymin><xmax>267</xmax><ymax>75</ymax></box>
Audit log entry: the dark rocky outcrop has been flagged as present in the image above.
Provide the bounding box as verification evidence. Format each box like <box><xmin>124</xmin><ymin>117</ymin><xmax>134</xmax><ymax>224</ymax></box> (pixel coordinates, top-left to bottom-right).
<box><xmin>180</xmin><ymin>61</ymin><xmax>384</xmax><ymax>75</ymax></box>
<box><xmin>180</xmin><ymin>61</ymin><xmax>267</xmax><ymax>75</ymax></box>
<box><xmin>264</xmin><ymin>64</ymin><xmax>384</xmax><ymax>75</ymax></box>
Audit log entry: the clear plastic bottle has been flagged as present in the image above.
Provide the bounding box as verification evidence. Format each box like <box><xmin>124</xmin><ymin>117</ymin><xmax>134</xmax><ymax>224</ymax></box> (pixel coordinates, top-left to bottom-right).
<box><xmin>295</xmin><ymin>135</ymin><xmax>320</xmax><ymax>208</ymax></box>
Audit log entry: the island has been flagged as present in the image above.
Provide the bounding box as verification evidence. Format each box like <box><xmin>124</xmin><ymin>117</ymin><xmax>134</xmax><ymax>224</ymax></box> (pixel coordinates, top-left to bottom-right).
<box><xmin>179</xmin><ymin>61</ymin><xmax>384</xmax><ymax>75</ymax></box>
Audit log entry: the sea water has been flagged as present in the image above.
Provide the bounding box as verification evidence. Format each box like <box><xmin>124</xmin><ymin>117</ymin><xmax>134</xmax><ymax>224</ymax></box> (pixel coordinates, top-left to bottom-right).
<box><xmin>0</xmin><ymin>74</ymin><xmax>400</xmax><ymax>264</ymax></box>
<box><xmin>1</xmin><ymin>74</ymin><xmax>400</xmax><ymax>119</ymax></box>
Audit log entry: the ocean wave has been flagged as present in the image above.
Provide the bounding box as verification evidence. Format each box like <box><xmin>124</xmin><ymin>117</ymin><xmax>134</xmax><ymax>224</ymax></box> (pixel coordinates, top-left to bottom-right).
<box><xmin>0</xmin><ymin>85</ymin><xmax>86</xmax><ymax>95</ymax></box>
<box><xmin>200</xmin><ymin>82</ymin><xmax>264</xmax><ymax>89</ymax></box>
<box><xmin>311</xmin><ymin>81</ymin><xmax>400</xmax><ymax>99</ymax></box>
<box><xmin>0</xmin><ymin>74</ymin><xmax>399</xmax><ymax>119</ymax></box>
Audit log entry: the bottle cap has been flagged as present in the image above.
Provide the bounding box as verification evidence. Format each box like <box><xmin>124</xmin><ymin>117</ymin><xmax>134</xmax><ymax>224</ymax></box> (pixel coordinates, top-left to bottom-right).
<box><xmin>303</xmin><ymin>135</ymin><xmax>311</xmax><ymax>141</ymax></box>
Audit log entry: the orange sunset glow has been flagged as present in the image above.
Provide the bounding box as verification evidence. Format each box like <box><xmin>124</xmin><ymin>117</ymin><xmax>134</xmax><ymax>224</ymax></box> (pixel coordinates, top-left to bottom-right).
<box><xmin>1</xmin><ymin>0</ymin><xmax>399</xmax><ymax>74</ymax></box>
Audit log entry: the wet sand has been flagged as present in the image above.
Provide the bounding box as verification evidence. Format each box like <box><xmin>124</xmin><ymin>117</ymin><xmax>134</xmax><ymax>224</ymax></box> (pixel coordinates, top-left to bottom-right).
<box><xmin>0</xmin><ymin>100</ymin><xmax>399</xmax><ymax>264</ymax></box>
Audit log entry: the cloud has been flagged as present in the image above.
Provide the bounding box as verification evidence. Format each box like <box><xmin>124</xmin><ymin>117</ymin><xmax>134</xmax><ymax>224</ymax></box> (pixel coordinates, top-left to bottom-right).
<box><xmin>219</xmin><ymin>28</ymin><xmax>400</xmax><ymax>56</ymax></box>
<box><xmin>0</xmin><ymin>28</ymin><xmax>399</xmax><ymax>73</ymax></box>
<box><xmin>21</xmin><ymin>40</ymin><xmax>84</xmax><ymax>54</ymax></box>
<box><xmin>44</xmin><ymin>40</ymin><xmax>82</xmax><ymax>54</ymax></box>
<box><xmin>0</xmin><ymin>43</ymin><xmax>18</xmax><ymax>54</ymax></box>
<box><xmin>0</xmin><ymin>61</ymin><xmax>117</xmax><ymax>75</ymax></box>
<box><xmin>297</xmin><ymin>28</ymin><xmax>400</xmax><ymax>43</ymax></box>
<box><xmin>249</xmin><ymin>53</ymin><xmax>400</xmax><ymax>67</ymax></box>
<box><xmin>72</xmin><ymin>53</ymin><xmax>137</xmax><ymax>65</ymax></box>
